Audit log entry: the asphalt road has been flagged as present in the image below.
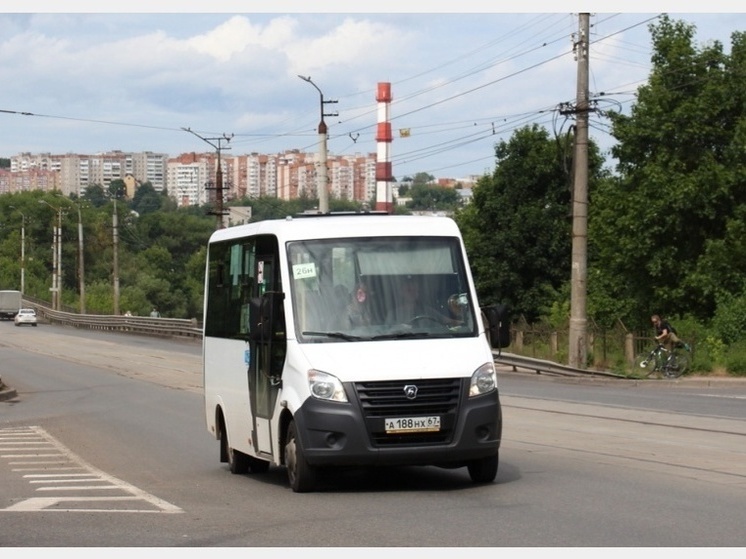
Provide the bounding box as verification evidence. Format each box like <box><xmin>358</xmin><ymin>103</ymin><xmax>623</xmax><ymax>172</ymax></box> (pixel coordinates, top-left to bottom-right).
<box><xmin>1</xmin><ymin>322</ymin><xmax>745</xmax><ymax>548</ymax></box>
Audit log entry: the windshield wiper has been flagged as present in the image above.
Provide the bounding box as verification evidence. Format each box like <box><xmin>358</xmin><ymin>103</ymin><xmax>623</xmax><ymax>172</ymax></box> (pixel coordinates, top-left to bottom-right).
<box><xmin>370</xmin><ymin>331</ymin><xmax>431</xmax><ymax>340</ymax></box>
<box><xmin>302</xmin><ymin>331</ymin><xmax>364</xmax><ymax>341</ymax></box>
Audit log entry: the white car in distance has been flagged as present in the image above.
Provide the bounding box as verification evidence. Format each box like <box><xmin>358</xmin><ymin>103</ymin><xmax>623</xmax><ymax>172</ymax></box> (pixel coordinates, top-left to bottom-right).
<box><xmin>14</xmin><ymin>308</ymin><xmax>38</xmax><ymax>327</ymax></box>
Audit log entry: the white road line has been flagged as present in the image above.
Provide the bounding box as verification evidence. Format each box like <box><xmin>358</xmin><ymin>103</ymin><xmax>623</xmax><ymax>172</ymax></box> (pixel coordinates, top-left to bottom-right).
<box><xmin>3</xmin><ymin>496</ymin><xmax>175</xmax><ymax>513</ymax></box>
<box><xmin>0</xmin><ymin>426</ymin><xmax>183</xmax><ymax>514</ymax></box>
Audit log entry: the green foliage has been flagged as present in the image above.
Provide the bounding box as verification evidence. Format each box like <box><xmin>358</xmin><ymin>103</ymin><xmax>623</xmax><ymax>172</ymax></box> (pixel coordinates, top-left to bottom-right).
<box><xmin>131</xmin><ymin>182</ymin><xmax>168</xmax><ymax>215</ymax></box>
<box><xmin>711</xmin><ymin>291</ymin><xmax>746</xmax><ymax>345</ymax></box>
<box><xmin>596</xmin><ymin>16</ymin><xmax>746</xmax><ymax>326</ymax></box>
<box><xmin>405</xmin><ymin>184</ymin><xmax>461</xmax><ymax>211</ymax></box>
<box><xmin>694</xmin><ymin>335</ymin><xmax>726</xmax><ymax>371</ymax></box>
<box><xmin>411</xmin><ymin>172</ymin><xmax>435</xmax><ymax>185</ymax></box>
<box><xmin>724</xmin><ymin>340</ymin><xmax>746</xmax><ymax>376</ymax></box>
<box><xmin>546</xmin><ymin>299</ymin><xmax>570</xmax><ymax>330</ymax></box>
<box><xmin>456</xmin><ymin>124</ymin><xmax>605</xmax><ymax>321</ymax></box>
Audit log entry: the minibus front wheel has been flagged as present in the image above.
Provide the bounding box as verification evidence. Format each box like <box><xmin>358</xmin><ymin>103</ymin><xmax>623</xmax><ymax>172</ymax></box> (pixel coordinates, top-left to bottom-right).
<box><xmin>467</xmin><ymin>452</ymin><xmax>498</xmax><ymax>484</ymax></box>
<box><xmin>285</xmin><ymin>420</ymin><xmax>317</xmax><ymax>493</ymax></box>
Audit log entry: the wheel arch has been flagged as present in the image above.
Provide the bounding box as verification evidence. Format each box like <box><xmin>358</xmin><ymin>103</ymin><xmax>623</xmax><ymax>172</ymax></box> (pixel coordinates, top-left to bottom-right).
<box><xmin>278</xmin><ymin>407</ymin><xmax>294</xmax><ymax>466</ymax></box>
<box><xmin>216</xmin><ymin>406</ymin><xmax>229</xmax><ymax>463</ymax></box>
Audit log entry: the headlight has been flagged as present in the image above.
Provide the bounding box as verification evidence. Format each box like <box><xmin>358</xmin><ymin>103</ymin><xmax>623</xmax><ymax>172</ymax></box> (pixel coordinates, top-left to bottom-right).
<box><xmin>308</xmin><ymin>369</ymin><xmax>348</xmax><ymax>402</ymax></box>
<box><xmin>469</xmin><ymin>362</ymin><xmax>497</xmax><ymax>397</ymax></box>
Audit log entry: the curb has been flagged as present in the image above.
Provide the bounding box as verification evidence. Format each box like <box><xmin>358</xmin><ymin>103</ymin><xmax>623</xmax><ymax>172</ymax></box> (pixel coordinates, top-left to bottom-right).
<box><xmin>0</xmin><ymin>386</ymin><xmax>18</xmax><ymax>402</ymax></box>
<box><xmin>0</xmin><ymin>377</ymin><xmax>18</xmax><ymax>402</ymax></box>
<box><xmin>497</xmin><ymin>366</ymin><xmax>746</xmax><ymax>387</ymax></box>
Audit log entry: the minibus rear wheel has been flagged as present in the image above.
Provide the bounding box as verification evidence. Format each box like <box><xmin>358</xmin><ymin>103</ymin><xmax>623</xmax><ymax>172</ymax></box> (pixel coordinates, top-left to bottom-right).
<box><xmin>221</xmin><ymin>427</ymin><xmax>249</xmax><ymax>474</ymax></box>
<box><xmin>285</xmin><ymin>420</ymin><xmax>317</xmax><ymax>492</ymax></box>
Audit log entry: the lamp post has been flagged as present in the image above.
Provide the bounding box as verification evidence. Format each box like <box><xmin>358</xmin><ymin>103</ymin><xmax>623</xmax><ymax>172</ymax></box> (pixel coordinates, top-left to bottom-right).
<box><xmin>298</xmin><ymin>75</ymin><xmax>337</xmax><ymax>214</ymax></box>
<box><xmin>39</xmin><ymin>199</ymin><xmax>63</xmax><ymax>310</ymax></box>
<box><xmin>9</xmin><ymin>206</ymin><xmax>25</xmax><ymax>294</ymax></box>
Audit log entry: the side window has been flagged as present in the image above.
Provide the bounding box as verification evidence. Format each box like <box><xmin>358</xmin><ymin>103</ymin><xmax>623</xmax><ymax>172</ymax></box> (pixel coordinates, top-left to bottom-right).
<box><xmin>205</xmin><ymin>238</ymin><xmax>257</xmax><ymax>338</ymax></box>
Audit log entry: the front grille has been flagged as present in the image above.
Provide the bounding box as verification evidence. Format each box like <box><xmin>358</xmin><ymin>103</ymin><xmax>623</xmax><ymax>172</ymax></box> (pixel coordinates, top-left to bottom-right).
<box><xmin>352</xmin><ymin>378</ymin><xmax>463</xmax><ymax>446</ymax></box>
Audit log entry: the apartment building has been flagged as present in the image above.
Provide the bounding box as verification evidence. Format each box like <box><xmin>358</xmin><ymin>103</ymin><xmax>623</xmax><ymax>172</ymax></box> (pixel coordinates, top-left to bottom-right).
<box><xmin>6</xmin><ymin>149</ymin><xmax>379</xmax><ymax>205</ymax></box>
<box><xmin>7</xmin><ymin>151</ymin><xmax>169</xmax><ymax>198</ymax></box>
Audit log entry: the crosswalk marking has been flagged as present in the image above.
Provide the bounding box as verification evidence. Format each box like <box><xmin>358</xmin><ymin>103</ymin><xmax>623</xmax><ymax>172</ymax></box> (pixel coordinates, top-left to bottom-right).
<box><xmin>0</xmin><ymin>426</ymin><xmax>182</xmax><ymax>513</ymax></box>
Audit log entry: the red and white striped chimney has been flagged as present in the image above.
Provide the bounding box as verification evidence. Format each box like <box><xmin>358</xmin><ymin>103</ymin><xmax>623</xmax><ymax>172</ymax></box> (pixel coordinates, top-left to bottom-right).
<box><xmin>375</xmin><ymin>82</ymin><xmax>394</xmax><ymax>213</ymax></box>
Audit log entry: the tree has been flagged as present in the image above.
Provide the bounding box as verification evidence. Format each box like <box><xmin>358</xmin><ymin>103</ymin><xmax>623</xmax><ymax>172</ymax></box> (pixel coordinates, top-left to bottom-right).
<box><xmin>406</xmin><ymin>184</ymin><xmax>461</xmax><ymax>211</ymax></box>
<box><xmin>82</xmin><ymin>184</ymin><xmax>109</xmax><ymax>208</ymax></box>
<box><xmin>108</xmin><ymin>179</ymin><xmax>127</xmax><ymax>200</ymax></box>
<box><xmin>131</xmin><ymin>182</ymin><xmax>166</xmax><ymax>215</ymax></box>
<box><xmin>456</xmin><ymin>124</ymin><xmax>606</xmax><ymax>321</ymax></box>
<box><xmin>595</xmin><ymin>15</ymin><xmax>746</xmax><ymax>327</ymax></box>
<box><xmin>411</xmin><ymin>172</ymin><xmax>435</xmax><ymax>186</ymax></box>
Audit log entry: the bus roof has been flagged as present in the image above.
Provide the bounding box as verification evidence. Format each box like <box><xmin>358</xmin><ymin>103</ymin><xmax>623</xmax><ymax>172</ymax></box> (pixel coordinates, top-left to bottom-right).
<box><xmin>208</xmin><ymin>214</ymin><xmax>463</xmax><ymax>244</ymax></box>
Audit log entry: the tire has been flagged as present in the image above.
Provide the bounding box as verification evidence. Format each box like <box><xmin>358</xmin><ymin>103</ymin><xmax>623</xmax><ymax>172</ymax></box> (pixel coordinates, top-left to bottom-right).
<box><xmin>634</xmin><ymin>352</ymin><xmax>658</xmax><ymax>377</ymax></box>
<box><xmin>665</xmin><ymin>351</ymin><xmax>689</xmax><ymax>378</ymax></box>
<box><xmin>467</xmin><ymin>453</ymin><xmax>499</xmax><ymax>484</ymax></box>
<box><xmin>285</xmin><ymin>420</ymin><xmax>316</xmax><ymax>493</ymax></box>
<box><xmin>220</xmin><ymin>426</ymin><xmax>249</xmax><ymax>474</ymax></box>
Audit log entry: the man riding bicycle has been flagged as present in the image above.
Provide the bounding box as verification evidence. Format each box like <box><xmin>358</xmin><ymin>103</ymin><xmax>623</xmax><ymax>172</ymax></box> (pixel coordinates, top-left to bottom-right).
<box><xmin>651</xmin><ymin>314</ymin><xmax>682</xmax><ymax>352</ymax></box>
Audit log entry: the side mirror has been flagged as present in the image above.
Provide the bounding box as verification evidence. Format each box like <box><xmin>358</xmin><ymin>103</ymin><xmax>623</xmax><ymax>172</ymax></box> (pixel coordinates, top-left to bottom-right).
<box><xmin>483</xmin><ymin>304</ymin><xmax>511</xmax><ymax>349</ymax></box>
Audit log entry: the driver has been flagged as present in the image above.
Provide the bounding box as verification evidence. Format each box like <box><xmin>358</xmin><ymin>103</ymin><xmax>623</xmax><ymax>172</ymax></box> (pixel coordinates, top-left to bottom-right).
<box><xmin>387</xmin><ymin>276</ymin><xmax>462</xmax><ymax>326</ymax></box>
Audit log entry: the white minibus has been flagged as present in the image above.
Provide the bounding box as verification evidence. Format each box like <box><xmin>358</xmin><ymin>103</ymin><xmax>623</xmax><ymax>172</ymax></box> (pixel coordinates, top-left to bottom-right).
<box><xmin>203</xmin><ymin>213</ymin><xmax>510</xmax><ymax>492</ymax></box>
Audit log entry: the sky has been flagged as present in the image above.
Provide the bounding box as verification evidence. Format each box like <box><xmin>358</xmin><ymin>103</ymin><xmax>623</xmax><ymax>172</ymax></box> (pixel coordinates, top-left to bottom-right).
<box><xmin>1</xmin><ymin>2</ymin><xmax>745</xmax><ymax>181</ymax></box>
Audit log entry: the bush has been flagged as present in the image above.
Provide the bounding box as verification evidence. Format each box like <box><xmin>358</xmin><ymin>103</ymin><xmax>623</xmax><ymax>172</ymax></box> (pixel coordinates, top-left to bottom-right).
<box><xmin>712</xmin><ymin>292</ymin><xmax>746</xmax><ymax>345</ymax></box>
<box><xmin>725</xmin><ymin>340</ymin><xmax>746</xmax><ymax>376</ymax></box>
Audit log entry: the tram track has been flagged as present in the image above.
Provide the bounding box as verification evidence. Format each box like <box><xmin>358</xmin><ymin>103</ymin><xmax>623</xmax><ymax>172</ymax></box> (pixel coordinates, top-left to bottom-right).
<box><xmin>500</xmin><ymin>394</ymin><xmax>746</xmax><ymax>485</ymax></box>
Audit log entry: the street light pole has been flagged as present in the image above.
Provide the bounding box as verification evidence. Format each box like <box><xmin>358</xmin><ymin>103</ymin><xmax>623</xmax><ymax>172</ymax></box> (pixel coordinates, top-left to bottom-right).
<box><xmin>9</xmin><ymin>207</ymin><xmax>26</xmax><ymax>294</ymax></box>
<box><xmin>298</xmin><ymin>75</ymin><xmax>337</xmax><ymax>214</ymax></box>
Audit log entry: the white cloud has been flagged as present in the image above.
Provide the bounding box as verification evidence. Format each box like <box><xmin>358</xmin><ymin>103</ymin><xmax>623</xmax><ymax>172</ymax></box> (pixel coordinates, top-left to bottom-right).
<box><xmin>187</xmin><ymin>15</ymin><xmax>298</xmax><ymax>62</ymax></box>
<box><xmin>285</xmin><ymin>17</ymin><xmax>412</xmax><ymax>78</ymax></box>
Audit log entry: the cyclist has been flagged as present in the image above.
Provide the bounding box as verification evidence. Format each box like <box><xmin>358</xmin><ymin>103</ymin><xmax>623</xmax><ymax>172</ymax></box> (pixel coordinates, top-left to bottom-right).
<box><xmin>651</xmin><ymin>314</ymin><xmax>681</xmax><ymax>352</ymax></box>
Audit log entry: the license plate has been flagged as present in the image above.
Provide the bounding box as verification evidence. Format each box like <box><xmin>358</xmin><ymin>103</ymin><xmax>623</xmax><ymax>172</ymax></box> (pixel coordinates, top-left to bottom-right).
<box><xmin>385</xmin><ymin>416</ymin><xmax>441</xmax><ymax>433</ymax></box>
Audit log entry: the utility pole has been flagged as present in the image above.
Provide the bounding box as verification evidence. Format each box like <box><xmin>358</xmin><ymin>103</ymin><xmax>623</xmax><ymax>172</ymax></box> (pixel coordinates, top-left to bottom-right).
<box><xmin>113</xmin><ymin>199</ymin><xmax>120</xmax><ymax>315</ymax></box>
<box><xmin>21</xmin><ymin>214</ymin><xmax>25</xmax><ymax>295</ymax></box>
<box><xmin>77</xmin><ymin>204</ymin><xmax>86</xmax><ymax>314</ymax></box>
<box><xmin>39</xmin><ymin>199</ymin><xmax>63</xmax><ymax>311</ymax></box>
<box><xmin>298</xmin><ymin>75</ymin><xmax>338</xmax><ymax>214</ymax></box>
<box><xmin>9</xmin><ymin>206</ymin><xmax>26</xmax><ymax>294</ymax></box>
<box><xmin>182</xmin><ymin>127</ymin><xmax>233</xmax><ymax>229</ymax></box>
<box><xmin>568</xmin><ymin>13</ymin><xmax>590</xmax><ymax>369</ymax></box>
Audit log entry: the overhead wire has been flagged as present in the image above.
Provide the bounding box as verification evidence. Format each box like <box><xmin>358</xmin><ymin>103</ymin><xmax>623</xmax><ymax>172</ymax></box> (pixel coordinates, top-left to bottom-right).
<box><xmin>4</xmin><ymin>13</ymin><xmax>723</xmax><ymax>181</ymax></box>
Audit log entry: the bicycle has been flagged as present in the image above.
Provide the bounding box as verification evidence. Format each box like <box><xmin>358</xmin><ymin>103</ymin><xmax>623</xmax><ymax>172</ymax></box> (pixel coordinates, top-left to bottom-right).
<box><xmin>634</xmin><ymin>342</ymin><xmax>690</xmax><ymax>378</ymax></box>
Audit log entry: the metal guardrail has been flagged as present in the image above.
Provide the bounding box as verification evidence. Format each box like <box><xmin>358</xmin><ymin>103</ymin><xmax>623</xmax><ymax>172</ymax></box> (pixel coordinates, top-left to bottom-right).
<box><xmin>18</xmin><ymin>302</ymin><xmax>623</xmax><ymax>375</ymax></box>
<box><xmin>29</xmin><ymin>305</ymin><xmax>202</xmax><ymax>339</ymax></box>
<box><xmin>493</xmin><ymin>351</ymin><xmax>625</xmax><ymax>379</ymax></box>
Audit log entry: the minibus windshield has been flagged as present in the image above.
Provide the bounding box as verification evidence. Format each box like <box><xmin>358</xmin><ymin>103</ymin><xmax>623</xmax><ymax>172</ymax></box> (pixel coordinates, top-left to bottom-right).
<box><xmin>287</xmin><ymin>236</ymin><xmax>477</xmax><ymax>341</ymax></box>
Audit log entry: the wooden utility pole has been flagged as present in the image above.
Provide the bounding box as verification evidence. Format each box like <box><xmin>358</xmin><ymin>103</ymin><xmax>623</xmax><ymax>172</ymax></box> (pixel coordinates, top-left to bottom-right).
<box><xmin>568</xmin><ymin>13</ymin><xmax>590</xmax><ymax>369</ymax></box>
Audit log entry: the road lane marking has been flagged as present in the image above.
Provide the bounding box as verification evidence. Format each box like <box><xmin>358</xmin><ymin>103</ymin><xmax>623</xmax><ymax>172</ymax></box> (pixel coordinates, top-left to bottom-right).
<box><xmin>0</xmin><ymin>426</ymin><xmax>183</xmax><ymax>513</ymax></box>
